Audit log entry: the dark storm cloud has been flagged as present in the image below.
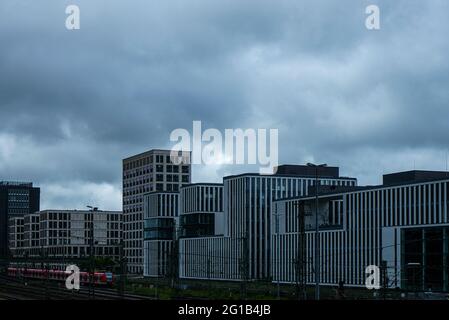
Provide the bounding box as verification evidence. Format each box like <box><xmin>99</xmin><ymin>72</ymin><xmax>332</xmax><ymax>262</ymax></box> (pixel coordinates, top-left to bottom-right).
<box><xmin>0</xmin><ymin>0</ymin><xmax>448</xmax><ymax>209</ymax></box>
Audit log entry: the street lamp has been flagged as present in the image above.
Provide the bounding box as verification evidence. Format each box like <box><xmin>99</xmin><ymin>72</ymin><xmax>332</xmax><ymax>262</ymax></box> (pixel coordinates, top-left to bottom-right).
<box><xmin>273</xmin><ymin>205</ymin><xmax>282</xmax><ymax>300</ymax></box>
<box><xmin>86</xmin><ymin>205</ymin><xmax>98</xmax><ymax>299</ymax></box>
<box><xmin>307</xmin><ymin>162</ymin><xmax>327</xmax><ymax>301</ymax></box>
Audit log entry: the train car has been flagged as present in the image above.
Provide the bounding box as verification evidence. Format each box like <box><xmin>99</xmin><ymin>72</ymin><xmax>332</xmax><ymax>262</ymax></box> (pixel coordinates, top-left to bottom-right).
<box><xmin>7</xmin><ymin>267</ymin><xmax>115</xmax><ymax>286</ymax></box>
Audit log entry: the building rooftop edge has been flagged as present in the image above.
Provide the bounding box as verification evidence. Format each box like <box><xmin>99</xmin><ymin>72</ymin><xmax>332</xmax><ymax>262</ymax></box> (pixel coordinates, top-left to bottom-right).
<box><xmin>35</xmin><ymin>209</ymin><xmax>122</xmax><ymax>213</ymax></box>
<box><xmin>275</xmin><ymin>176</ymin><xmax>449</xmax><ymax>202</ymax></box>
<box><xmin>123</xmin><ymin>149</ymin><xmax>191</xmax><ymax>162</ymax></box>
<box><xmin>223</xmin><ymin>173</ymin><xmax>357</xmax><ymax>180</ymax></box>
<box><xmin>180</xmin><ymin>183</ymin><xmax>224</xmax><ymax>189</ymax></box>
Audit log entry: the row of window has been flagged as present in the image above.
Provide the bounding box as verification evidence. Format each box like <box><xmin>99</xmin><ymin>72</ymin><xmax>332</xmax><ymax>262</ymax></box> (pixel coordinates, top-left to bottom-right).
<box><xmin>123</xmin><ymin>229</ymin><xmax>143</xmax><ymax>238</ymax></box>
<box><xmin>124</xmin><ymin>180</ymin><xmax>189</xmax><ymax>194</ymax></box>
<box><xmin>123</xmin><ymin>212</ymin><xmax>143</xmax><ymax>221</ymax></box>
<box><xmin>123</xmin><ymin>165</ymin><xmax>190</xmax><ymax>180</ymax></box>
<box><xmin>8</xmin><ymin>194</ymin><xmax>29</xmax><ymax>201</ymax></box>
<box><xmin>124</xmin><ymin>154</ymin><xmax>190</xmax><ymax>171</ymax></box>
<box><xmin>123</xmin><ymin>181</ymin><xmax>189</xmax><ymax>198</ymax></box>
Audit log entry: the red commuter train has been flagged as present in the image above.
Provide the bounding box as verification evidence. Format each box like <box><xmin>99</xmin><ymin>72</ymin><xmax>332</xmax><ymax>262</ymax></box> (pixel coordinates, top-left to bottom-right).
<box><xmin>7</xmin><ymin>267</ymin><xmax>115</xmax><ymax>286</ymax></box>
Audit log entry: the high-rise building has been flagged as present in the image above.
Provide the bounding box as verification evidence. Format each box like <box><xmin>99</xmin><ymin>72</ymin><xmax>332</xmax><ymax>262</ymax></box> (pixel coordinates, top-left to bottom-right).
<box><xmin>0</xmin><ymin>181</ymin><xmax>40</xmax><ymax>257</ymax></box>
<box><xmin>122</xmin><ymin>149</ymin><xmax>191</xmax><ymax>274</ymax></box>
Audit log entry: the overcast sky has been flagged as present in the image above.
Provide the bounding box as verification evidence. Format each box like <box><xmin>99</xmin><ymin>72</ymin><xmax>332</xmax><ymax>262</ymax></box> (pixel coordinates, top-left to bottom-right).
<box><xmin>1</xmin><ymin>0</ymin><xmax>448</xmax><ymax>211</ymax></box>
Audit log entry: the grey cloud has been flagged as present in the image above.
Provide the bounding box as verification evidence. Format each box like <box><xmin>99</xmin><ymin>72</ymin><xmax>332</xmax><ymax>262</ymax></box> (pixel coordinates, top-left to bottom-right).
<box><xmin>0</xmin><ymin>0</ymin><xmax>448</xmax><ymax>209</ymax></box>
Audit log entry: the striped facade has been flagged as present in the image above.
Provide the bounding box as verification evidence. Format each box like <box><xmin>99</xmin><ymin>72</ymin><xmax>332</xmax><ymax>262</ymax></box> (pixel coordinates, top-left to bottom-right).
<box><xmin>273</xmin><ymin>178</ymin><xmax>449</xmax><ymax>291</ymax></box>
<box><xmin>143</xmin><ymin>191</ymin><xmax>179</xmax><ymax>277</ymax></box>
<box><xmin>179</xmin><ymin>184</ymin><xmax>230</xmax><ymax>279</ymax></box>
<box><xmin>144</xmin><ymin>240</ymin><xmax>176</xmax><ymax>278</ymax></box>
<box><xmin>179</xmin><ymin>236</ymin><xmax>241</xmax><ymax>280</ymax></box>
<box><xmin>181</xmin><ymin>184</ymin><xmax>223</xmax><ymax>214</ymax></box>
<box><xmin>180</xmin><ymin>184</ymin><xmax>224</xmax><ymax>238</ymax></box>
<box><xmin>179</xmin><ymin>171</ymin><xmax>356</xmax><ymax>281</ymax></box>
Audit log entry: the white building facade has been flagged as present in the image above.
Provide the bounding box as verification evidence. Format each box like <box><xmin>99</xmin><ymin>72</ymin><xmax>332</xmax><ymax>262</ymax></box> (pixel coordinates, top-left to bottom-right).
<box><xmin>273</xmin><ymin>170</ymin><xmax>449</xmax><ymax>292</ymax></box>
<box><xmin>143</xmin><ymin>191</ymin><xmax>180</xmax><ymax>277</ymax></box>
<box><xmin>179</xmin><ymin>165</ymin><xmax>357</xmax><ymax>281</ymax></box>
<box><xmin>123</xmin><ymin>149</ymin><xmax>191</xmax><ymax>274</ymax></box>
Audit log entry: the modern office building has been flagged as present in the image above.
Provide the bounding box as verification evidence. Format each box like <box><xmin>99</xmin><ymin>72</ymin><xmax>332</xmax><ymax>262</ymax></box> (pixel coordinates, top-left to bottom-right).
<box><xmin>144</xmin><ymin>184</ymin><xmax>226</xmax><ymax>278</ymax></box>
<box><xmin>143</xmin><ymin>191</ymin><xmax>179</xmax><ymax>277</ymax></box>
<box><xmin>123</xmin><ymin>149</ymin><xmax>191</xmax><ymax>274</ymax></box>
<box><xmin>179</xmin><ymin>184</ymin><xmax>224</xmax><ymax>238</ymax></box>
<box><xmin>23</xmin><ymin>212</ymin><xmax>40</xmax><ymax>255</ymax></box>
<box><xmin>8</xmin><ymin>217</ymin><xmax>24</xmax><ymax>256</ymax></box>
<box><xmin>9</xmin><ymin>209</ymin><xmax>122</xmax><ymax>270</ymax></box>
<box><xmin>272</xmin><ymin>170</ymin><xmax>449</xmax><ymax>292</ymax></box>
<box><xmin>177</xmin><ymin>184</ymin><xmax>226</xmax><ymax>280</ymax></box>
<box><xmin>179</xmin><ymin>165</ymin><xmax>357</xmax><ymax>281</ymax></box>
<box><xmin>0</xmin><ymin>181</ymin><xmax>40</xmax><ymax>257</ymax></box>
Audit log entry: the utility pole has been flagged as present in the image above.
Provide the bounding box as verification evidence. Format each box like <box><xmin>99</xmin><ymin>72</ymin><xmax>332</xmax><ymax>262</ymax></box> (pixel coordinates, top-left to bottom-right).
<box><xmin>274</xmin><ymin>205</ymin><xmax>281</xmax><ymax>300</ymax></box>
<box><xmin>380</xmin><ymin>248</ymin><xmax>387</xmax><ymax>300</ymax></box>
<box><xmin>40</xmin><ymin>246</ymin><xmax>49</xmax><ymax>300</ymax></box>
<box><xmin>118</xmin><ymin>240</ymin><xmax>126</xmax><ymax>299</ymax></box>
<box><xmin>87</xmin><ymin>206</ymin><xmax>97</xmax><ymax>300</ymax></box>
<box><xmin>307</xmin><ymin>162</ymin><xmax>326</xmax><ymax>301</ymax></box>
<box><xmin>295</xmin><ymin>201</ymin><xmax>307</xmax><ymax>300</ymax></box>
<box><xmin>170</xmin><ymin>220</ymin><xmax>180</xmax><ymax>289</ymax></box>
<box><xmin>207</xmin><ymin>257</ymin><xmax>211</xmax><ymax>292</ymax></box>
<box><xmin>40</xmin><ymin>245</ymin><xmax>44</xmax><ymax>295</ymax></box>
<box><xmin>45</xmin><ymin>260</ymin><xmax>50</xmax><ymax>299</ymax></box>
<box><xmin>62</xmin><ymin>238</ymin><xmax>66</xmax><ymax>271</ymax></box>
<box><xmin>24</xmin><ymin>252</ymin><xmax>29</xmax><ymax>285</ymax></box>
<box><xmin>239</xmin><ymin>231</ymin><xmax>249</xmax><ymax>300</ymax></box>
<box><xmin>90</xmin><ymin>212</ymin><xmax>95</xmax><ymax>299</ymax></box>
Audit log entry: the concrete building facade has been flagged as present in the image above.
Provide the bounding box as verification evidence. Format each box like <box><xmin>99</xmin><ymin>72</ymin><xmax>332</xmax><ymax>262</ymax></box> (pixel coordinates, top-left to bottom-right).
<box><xmin>123</xmin><ymin>149</ymin><xmax>191</xmax><ymax>274</ymax></box>
<box><xmin>272</xmin><ymin>170</ymin><xmax>449</xmax><ymax>292</ymax></box>
<box><xmin>9</xmin><ymin>209</ymin><xmax>122</xmax><ymax>270</ymax></box>
<box><xmin>179</xmin><ymin>165</ymin><xmax>357</xmax><ymax>281</ymax></box>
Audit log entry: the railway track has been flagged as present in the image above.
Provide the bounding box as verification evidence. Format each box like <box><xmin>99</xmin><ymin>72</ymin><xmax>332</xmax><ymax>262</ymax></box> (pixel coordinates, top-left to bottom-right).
<box><xmin>0</xmin><ymin>275</ymin><xmax>152</xmax><ymax>300</ymax></box>
<box><xmin>0</xmin><ymin>281</ymin><xmax>89</xmax><ymax>300</ymax></box>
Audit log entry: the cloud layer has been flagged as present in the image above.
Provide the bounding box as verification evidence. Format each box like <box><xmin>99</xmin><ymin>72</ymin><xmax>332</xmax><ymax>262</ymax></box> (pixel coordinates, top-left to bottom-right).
<box><xmin>1</xmin><ymin>0</ymin><xmax>448</xmax><ymax>210</ymax></box>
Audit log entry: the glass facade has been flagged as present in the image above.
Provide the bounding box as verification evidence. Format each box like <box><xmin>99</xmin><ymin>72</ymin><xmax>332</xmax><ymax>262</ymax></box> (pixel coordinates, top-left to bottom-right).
<box><xmin>402</xmin><ymin>226</ymin><xmax>449</xmax><ymax>292</ymax></box>
<box><xmin>144</xmin><ymin>217</ymin><xmax>174</xmax><ymax>240</ymax></box>
<box><xmin>180</xmin><ymin>213</ymin><xmax>215</xmax><ymax>238</ymax></box>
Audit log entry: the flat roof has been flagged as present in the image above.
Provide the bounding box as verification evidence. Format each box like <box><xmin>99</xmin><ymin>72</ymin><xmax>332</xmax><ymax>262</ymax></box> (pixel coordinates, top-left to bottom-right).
<box><xmin>181</xmin><ymin>183</ymin><xmax>223</xmax><ymax>189</ymax></box>
<box><xmin>123</xmin><ymin>149</ymin><xmax>191</xmax><ymax>162</ymax></box>
<box><xmin>276</xmin><ymin>176</ymin><xmax>449</xmax><ymax>202</ymax></box>
<box><xmin>223</xmin><ymin>172</ymin><xmax>356</xmax><ymax>180</ymax></box>
<box><xmin>143</xmin><ymin>191</ymin><xmax>180</xmax><ymax>196</ymax></box>
<box><xmin>0</xmin><ymin>181</ymin><xmax>34</xmax><ymax>187</ymax></box>
<box><xmin>37</xmin><ymin>209</ymin><xmax>122</xmax><ymax>213</ymax></box>
<box><xmin>383</xmin><ymin>170</ymin><xmax>449</xmax><ymax>185</ymax></box>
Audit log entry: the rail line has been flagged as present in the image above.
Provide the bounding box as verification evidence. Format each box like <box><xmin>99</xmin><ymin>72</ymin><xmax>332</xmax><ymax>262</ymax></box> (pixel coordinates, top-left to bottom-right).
<box><xmin>0</xmin><ymin>274</ymin><xmax>152</xmax><ymax>300</ymax></box>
